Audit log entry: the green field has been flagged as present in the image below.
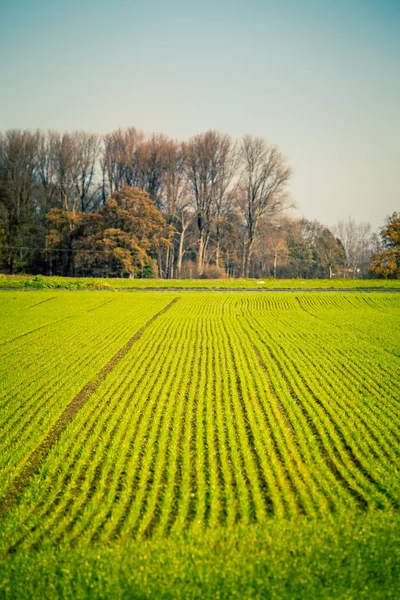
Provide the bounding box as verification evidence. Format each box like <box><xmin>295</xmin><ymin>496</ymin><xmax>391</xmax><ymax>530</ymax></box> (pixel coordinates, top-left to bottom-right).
<box><xmin>1</xmin><ymin>273</ymin><xmax>400</xmax><ymax>290</ymax></box>
<box><xmin>0</xmin><ymin>290</ymin><xmax>400</xmax><ymax>598</ymax></box>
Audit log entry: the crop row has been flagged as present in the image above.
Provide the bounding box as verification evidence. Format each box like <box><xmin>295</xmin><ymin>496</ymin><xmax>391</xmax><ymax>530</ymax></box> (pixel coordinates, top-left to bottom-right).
<box><xmin>0</xmin><ymin>292</ymin><xmax>175</xmax><ymax>496</ymax></box>
<box><xmin>0</xmin><ymin>291</ymin><xmax>399</xmax><ymax>552</ymax></box>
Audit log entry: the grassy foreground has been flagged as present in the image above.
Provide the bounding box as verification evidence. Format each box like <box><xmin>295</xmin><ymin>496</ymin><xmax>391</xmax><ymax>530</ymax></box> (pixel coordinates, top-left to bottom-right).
<box><xmin>1</xmin><ymin>514</ymin><xmax>399</xmax><ymax>599</ymax></box>
<box><xmin>0</xmin><ymin>273</ymin><xmax>399</xmax><ymax>290</ymax></box>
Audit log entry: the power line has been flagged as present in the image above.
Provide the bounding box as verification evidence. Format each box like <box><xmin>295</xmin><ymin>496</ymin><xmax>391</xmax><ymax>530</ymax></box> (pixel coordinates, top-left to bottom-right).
<box><xmin>2</xmin><ymin>246</ymin><xmax>106</xmax><ymax>254</ymax></box>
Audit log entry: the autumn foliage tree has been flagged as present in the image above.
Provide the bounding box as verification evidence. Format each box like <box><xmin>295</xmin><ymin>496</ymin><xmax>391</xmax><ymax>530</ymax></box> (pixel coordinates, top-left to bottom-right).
<box><xmin>370</xmin><ymin>212</ymin><xmax>400</xmax><ymax>278</ymax></box>
<box><xmin>95</xmin><ymin>186</ymin><xmax>169</xmax><ymax>277</ymax></box>
<box><xmin>45</xmin><ymin>208</ymin><xmax>82</xmax><ymax>275</ymax></box>
<box><xmin>46</xmin><ymin>186</ymin><xmax>169</xmax><ymax>277</ymax></box>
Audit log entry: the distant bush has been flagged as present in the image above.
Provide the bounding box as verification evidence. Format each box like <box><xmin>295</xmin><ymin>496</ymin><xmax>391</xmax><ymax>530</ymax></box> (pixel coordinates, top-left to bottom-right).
<box><xmin>199</xmin><ymin>265</ymin><xmax>227</xmax><ymax>279</ymax></box>
<box><xmin>24</xmin><ymin>276</ymin><xmax>48</xmax><ymax>288</ymax></box>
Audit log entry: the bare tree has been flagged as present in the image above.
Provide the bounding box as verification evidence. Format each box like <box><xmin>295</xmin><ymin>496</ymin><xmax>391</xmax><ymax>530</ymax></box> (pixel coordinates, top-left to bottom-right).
<box><xmin>184</xmin><ymin>130</ymin><xmax>235</xmax><ymax>275</ymax></box>
<box><xmin>50</xmin><ymin>132</ymin><xmax>79</xmax><ymax>213</ymax></box>
<box><xmin>0</xmin><ymin>129</ymin><xmax>41</xmax><ymax>271</ymax></box>
<box><xmin>238</xmin><ymin>135</ymin><xmax>292</xmax><ymax>277</ymax></box>
<box><xmin>176</xmin><ymin>205</ymin><xmax>195</xmax><ymax>278</ymax></box>
<box><xmin>253</xmin><ymin>217</ymin><xmax>289</xmax><ymax>278</ymax></box>
<box><xmin>101</xmin><ymin>127</ymin><xmax>144</xmax><ymax>199</ymax></box>
<box><xmin>47</xmin><ymin>131</ymin><xmax>100</xmax><ymax>274</ymax></box>
<box><xmin>333</xmin><ymin>217</ymin><xmax>375</xmax><ymax>277</ymax></box>
<box><xmin>136</xmin><ymin>133</ymin><xmax>169</xmax><ymax>209</ymax></box>
<box><xmin>159</xmin><ymin>139</ymin><xmax>192</xmax><ymax>278</ymax></box>
<box><xmin>37</xmin><ymin>131</ymin><xmax>59</xmax><ymax>211</ymax></box>
<box><xmin>74</xmin><ymin>132</ymin><xmax>101</xmax><ymax>212</ymax></box>
<box><xmin>213</xmin><ymin>137</ymin><xmax>238</xmax><ymax>269</ymax></box>
<box><xmin>101</xmin><ymin>129</ymin><xmax>124</xmax><ymax>198</ymax></box>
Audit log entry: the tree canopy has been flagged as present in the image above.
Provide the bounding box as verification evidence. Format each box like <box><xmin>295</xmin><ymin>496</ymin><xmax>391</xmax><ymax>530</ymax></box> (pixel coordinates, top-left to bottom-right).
<box><xmin>0</xmin><ymin>127</ymin><xmax>384</xmax><ymax>279</ymax></box>
<box><xmin>46</xmin><ymin>187</ymin><xmax>169</xmax><ymax>278</ymax></box>
<box><xmin>370</xmin><ymin>212</ymin><xmax>400</xmax><ymax>278</ymax></box>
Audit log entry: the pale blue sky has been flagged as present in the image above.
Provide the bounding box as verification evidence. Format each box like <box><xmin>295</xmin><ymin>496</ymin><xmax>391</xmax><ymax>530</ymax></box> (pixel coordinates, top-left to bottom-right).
<box><xmin>1</xmin><ymin>0</ymin><xmax>399</xmax><ymax>230</ymax></box>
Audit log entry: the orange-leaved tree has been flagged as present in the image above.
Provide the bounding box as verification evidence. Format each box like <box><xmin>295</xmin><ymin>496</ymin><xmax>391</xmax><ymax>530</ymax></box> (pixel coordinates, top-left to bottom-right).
<box><xmin>78</xmin><ymin>186</ymin><xmax>169</xmax><ymax>277</ymax></box>
<box><xmin>370</xmin><ymin>212</ymin><xmax>400</xmax><ymax>278</ymax></box>
<box><xmin>47</xmin><ymin>186</ymin><xmax>170</xmax><ymax>277</ymax></box>
<box><xmin>46</xmin><ymin>208</ymin><xmax>82</xmax><ymax>275</ymax></box>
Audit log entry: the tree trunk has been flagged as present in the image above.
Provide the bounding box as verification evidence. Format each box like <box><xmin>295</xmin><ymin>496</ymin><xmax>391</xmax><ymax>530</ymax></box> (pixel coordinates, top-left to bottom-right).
<box><xmin>165</xmin><ymin>246</ymin><xmax>170</xmax><ymax>279</ymax></box>
<box><xmin>197</xmin><ymin>232</ymin><xmax>205</xmax><ymax>275</ymax></box>
<box><xmin>169</xmin><ymin>243</ymin><xmax>175</xmax><ymax>279</ymax></box>
<box><xmin>244</xmin><ymin>239</ymin><xmax>255</xmax><ymax>278</ymax></box>
<box><xmin>66</xmin><ymin>237</ymin><xmax>74</xmax><ymax>276</ymax></box>
<box><xmin>177</xmin><ymin>230</ymin><xmax>185</xmax><ymax>278</ymax></box>
<box><xmin>215</xmin><ymin>219</ymin><xmax>221</xmax><ymax>268</ymax></box>
<box><xmin>158</xmin><ymin>254</ymin><xmax>163</xmax><ymax>278</ymax></box>
<box><xmin>215</xmin><ymin>233</ymin><xmax>222</xmax><ymax>272</ymax></box>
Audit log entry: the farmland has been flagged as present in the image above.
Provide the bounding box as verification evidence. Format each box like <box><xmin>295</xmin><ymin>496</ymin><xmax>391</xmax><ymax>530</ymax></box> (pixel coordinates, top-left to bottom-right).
<box><xmin>0</xmin><ymin>290</ymin><xmax>399</xmax><ymax>598</ymax></box>
<box><xmin>1</xmin><ymin>273</ymin><xmax>400</xmax><ymax>290</ymax></box>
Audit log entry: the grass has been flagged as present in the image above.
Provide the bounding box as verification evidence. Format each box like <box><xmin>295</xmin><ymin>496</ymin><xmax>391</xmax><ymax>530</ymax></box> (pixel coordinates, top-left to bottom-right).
<box><xmin>0</xmin><ymin>273</ymin><xmax>399</xmax><ymax>290</ymax></box>
<box><xmin>0</xmin><ymin>290</ymin><xmax>399</xmax><ymax>598</ymax></box>
<box><xmin>1</xmin><ymin>515</ymin><xmax>399</xmax><ymax>599</ymax></box>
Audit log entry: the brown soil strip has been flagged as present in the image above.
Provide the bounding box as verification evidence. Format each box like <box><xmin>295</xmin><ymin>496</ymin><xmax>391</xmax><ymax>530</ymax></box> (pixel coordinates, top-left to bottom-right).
<box><xmin>26</xmin><ymin>297</ymin><xmax>56</xmax><ymax>309</ymax></box>
<box><xmin>86</xmin><ymin>298</ymin><xmax>117</xmax><ymax>312</ymax></box>
<box><xmin>0</xmin><ymin>297</ymin><xmax>180</xmax><ymax>519</ymax></box>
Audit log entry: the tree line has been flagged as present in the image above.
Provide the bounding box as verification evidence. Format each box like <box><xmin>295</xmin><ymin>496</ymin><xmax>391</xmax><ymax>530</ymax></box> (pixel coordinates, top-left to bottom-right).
<box><xmin>0</xmin><ymin>127</ymin><xmax>392</xmax><ymax>279</ymax></box>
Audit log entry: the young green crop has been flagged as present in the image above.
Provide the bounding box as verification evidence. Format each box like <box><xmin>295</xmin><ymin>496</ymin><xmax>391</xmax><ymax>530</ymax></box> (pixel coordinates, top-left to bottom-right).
<box><xmin>0</xmin><ymin>290</ymin><xmax>399</xmax><ymax>598</ymax></box>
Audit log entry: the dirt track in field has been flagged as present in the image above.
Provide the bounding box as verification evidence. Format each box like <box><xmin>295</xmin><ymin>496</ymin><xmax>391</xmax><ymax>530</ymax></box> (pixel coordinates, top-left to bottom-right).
<box><xmin>0</xmin><ymin>297</ymin><xmax>180</xmax><ymax>520</ymax></box>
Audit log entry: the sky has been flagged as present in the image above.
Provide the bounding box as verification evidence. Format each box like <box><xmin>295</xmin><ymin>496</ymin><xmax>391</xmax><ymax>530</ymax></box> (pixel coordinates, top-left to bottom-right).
<box><xmin>0</xmin><ymin>0</ymin><xmax>399</xmax><ymax>231</ymax></box>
